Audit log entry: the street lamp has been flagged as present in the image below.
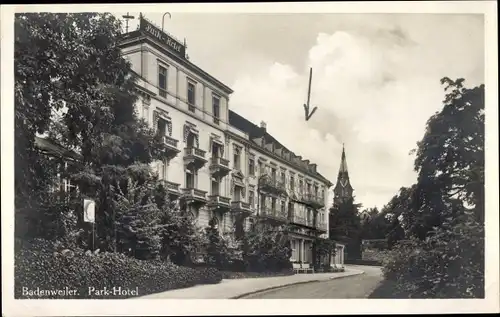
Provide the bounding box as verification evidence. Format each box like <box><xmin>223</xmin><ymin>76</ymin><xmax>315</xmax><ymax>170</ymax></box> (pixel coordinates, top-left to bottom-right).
<box><xmin>162</xmin><ymin>12</ymin><xmax>172</xmax><ymax>32</ymax></box>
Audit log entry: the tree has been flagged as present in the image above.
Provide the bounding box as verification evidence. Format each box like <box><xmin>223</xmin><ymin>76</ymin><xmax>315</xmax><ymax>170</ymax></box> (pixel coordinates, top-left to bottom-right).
<box><xmin>381</xmin><ymin>78</ymin><xmax>485</xmax><ymax>298</ymax></box>
<box><xmin>360</xmin><ymin>207</ymin><xmax>392</xmax><ymax>241</ymax></box>
<box><xmin>113</xmin><ymin>177</ymin><xmax>164</xmax><ymax>260</ymax></box>
<box><xmin>408</xmin><ymin>78</ymin><xmax>485</xmax><ymax>237</ymax></box>
<box><xmin>203</xmin><ymin>218</ymin><xmax>230</xmax><ymax>269</ymax></box>
<box><xmin>15</xmin><ymin>13</ymin><xmax>171</xmax><ymax>252</ymax></box>
<box><xmin>241</xmin><ymin>221</ymin><xmax>292</xmax><ymax>272</ymax></box>
<box><xmin>329</xmin><ymin>197</ymin><xmax>362</xmax><ymax>259</ymax></box>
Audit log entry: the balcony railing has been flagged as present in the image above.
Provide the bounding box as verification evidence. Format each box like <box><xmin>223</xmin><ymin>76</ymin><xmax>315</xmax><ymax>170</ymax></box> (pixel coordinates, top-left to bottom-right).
<box><xmin>258</xmin><ymin>174</ymin><xmax>287</xmax><ymax>195</ymax></box>
<box><xmin>209</xmin><ymin>157</ymin><xmax>231</xmax><ymax>177</ymax></box>
<box><xmin>163</xmin><ymin>135</ymin><xmax>178</xmax><ymax>148</ymax></box>
<box><xmin>181</xmin><ymin>187</ymin><xmax>207</xmax><ymax>203</ymax></box>
<box><xmin>260</xmin><ymin>207</ymin><xmax>288</xmax><ymax>222</ymax></box>
<box><xmin>293</xmin><ymin>192</ymin><xmax>325</xmax><ymax>208</ymax></box>
<box><xmin>316</xmin><ymin>221</ymin><xmax>328</xmax><ymax>232</ymax></box>
<box><xmin>208</xmin><ymin>195</ymin><xmax>231</xmax><ymax>207</ymax></box>
<box><xmin>183</xmin><ymin>147</ymin><xmax>207</xmax><ymax>169</ymax></box>
<box><xmin>159</xmin><ymin>180</ymin><xmax>181</xmax><ymax>196</ymax></box>
<box><xmin>230</xmin><ymin>200</ymin><xmax>252</xmax><ymax>216</ymax></box>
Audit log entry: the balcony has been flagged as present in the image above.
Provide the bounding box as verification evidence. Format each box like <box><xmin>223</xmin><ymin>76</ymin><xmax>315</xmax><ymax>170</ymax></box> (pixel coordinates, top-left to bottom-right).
<box><xmin>230</xmin><ymin>200</ymin><xmax>252</xmax><ymax>217</ymax></box>
<box><xmin>183</xmin><ymin>147</ymin><xmax>207</xmax><ymax>169</ymax></box>
<box><xmin>302</xmin><ymin>193</ymin><xmax>325</xmax><ymax>209</ymax></box>
<box><xmin>159</xmin><ymin>180</ymin><xmax>181</xmax><ymax>199</ymax></box>
<box><xmin>209</xmin><ymin>157</ymin><xmax>231</xmax><ymax>178</ymax></box>
<box><xmin>160</xmin><ymin>135</ymin><xmax>181</xmax><ymax>160</ymax></box>
<box><xmin>316</xmin><ymin>221</ymin><xmax>328</xmax><ymax>233</ymax></box>
<box><xmin>207</xmin><ymin>194</ymin><xmax>231</xmax><ymax>211</ymax></box>
<box><xmin>259</xmin><ymin>207</ymin><xmax>288</xmax><ymax>224</ymax></box>
<box><xmin>181</xmin><ymin>187</ymin><xmax>207</xmax><ymax>206</ymax></box>
<box><xmin>258</xmin><ymin>174</ymin><xmax>287</xmax><ymax>196</ymax></box>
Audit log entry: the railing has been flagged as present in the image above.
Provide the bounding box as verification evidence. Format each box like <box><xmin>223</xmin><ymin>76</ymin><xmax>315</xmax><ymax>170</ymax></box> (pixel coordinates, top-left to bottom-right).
<box><xmin>260</xmin><ymin>207</ymin><xmax>288</xmax><ymax>220</ymax></box>
<box><xmin>210</xmin><ymin>157</ymin><xmax>230</xmax><ymax>167</ymax></box>
<box><xmin>231</xmin><ymin>200</ymin><xmax>251</xmax><ymax>212</ymax></box>
<box><xmin>290</xmin><ymin>214</ymin><xmax>307</xmax><ymax>225</ymax></box>
<box><xmin>294</xmin><ymin>192</ymin><xmax>325</xmax><ymax>207</ymax></box>
<box><xmin>258</xmin><ymin>174</ymin><xmax>287</xmax><ymax>192</ymax></box>
<box><xmin>317</xmin><ymin>221</ymin><xmax>328</xmax><ymax>231</ymax></box>
<box><xmin>208</xmin><ymin>195</ymin><xmax>231</xmax><ymax>206</ymax></box>
<box><xmin>182</xmin><ymin>187</ymin><xmax>207</xmax><ymax>200</ymax></box>
<box><xmin>184</xmin><ymin>147</ymin><xmax>206</xmax><ymax>159</ymax></box>
<box><xmin>160</xmin><ymin>180</ymin><xmax>180</xmax><ymax>192</ymax></box>
<box><xmin>162</xmin><ymin>135</ymin><xmax>178</xmax><ymax>148</ymax></box>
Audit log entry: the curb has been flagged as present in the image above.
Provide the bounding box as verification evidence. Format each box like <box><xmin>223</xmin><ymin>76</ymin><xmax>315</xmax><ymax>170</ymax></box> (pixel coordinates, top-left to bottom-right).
<box><xmin>231</xmin><ymin>280</ymin><xmax>321</xmax><ymax>299</ymax></box>
<box><xmin>231</xmin><ymin>270</ymin><xmax>365</xmax><ymax>299</ymax></box>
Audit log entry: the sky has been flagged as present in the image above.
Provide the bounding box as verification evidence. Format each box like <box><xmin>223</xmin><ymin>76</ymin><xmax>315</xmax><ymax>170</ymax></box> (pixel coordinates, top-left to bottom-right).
<box><xmin>113</xmin><ymin>12</ymin><xmax>484</xmax><ymax>209</ymax></box>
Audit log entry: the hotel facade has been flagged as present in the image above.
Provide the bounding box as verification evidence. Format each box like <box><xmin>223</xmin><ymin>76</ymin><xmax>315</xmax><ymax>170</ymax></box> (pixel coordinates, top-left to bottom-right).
<box><xmin>118</xmin><ymin>16</ymin><xmax>343</xmax><ymax>266</ymax></box>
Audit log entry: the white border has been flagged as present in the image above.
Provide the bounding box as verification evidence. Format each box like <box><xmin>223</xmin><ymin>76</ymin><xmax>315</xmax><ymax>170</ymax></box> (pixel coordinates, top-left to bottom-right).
<box><xmin>1</xmin><ymin>2</ymin><xmax>498</xmax><ymax>316</ymax></box>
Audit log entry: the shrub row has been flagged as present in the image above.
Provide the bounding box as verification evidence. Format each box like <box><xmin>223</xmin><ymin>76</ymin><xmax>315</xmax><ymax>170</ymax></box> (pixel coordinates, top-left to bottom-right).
<box><xmin>15</xmin><ymin>239</ymin><xmax>222</xmax><ymax>299</ymax></box>
<box><xmin>345</xmin><ymin>259</ymin><xmax>382</xmax><ymax>266</ymax></box>
<box><xmin>220</xmin><ymin>270</ymin><xmax>294</xmax><ymax>280</ymax></box>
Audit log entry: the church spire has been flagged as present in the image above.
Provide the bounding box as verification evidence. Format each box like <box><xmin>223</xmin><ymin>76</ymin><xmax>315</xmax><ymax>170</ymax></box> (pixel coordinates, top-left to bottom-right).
<box><xmin>333</xmin><ymin>143</ymin><xmax>354</xmax><ymax>205</ymax></box>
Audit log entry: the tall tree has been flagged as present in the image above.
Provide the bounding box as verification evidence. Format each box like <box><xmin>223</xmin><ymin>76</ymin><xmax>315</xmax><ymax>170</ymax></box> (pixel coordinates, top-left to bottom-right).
<box><xmin>381</xmin><ymin>78</ymin><xmax>485</xmax><ymax>298</ymax></box>
<box><xmin>14</xmin><ymin>13</ymin><xmax>170</xmax><ymax>252</ymax></box>
<box><xmin>329</xmin><ymin>197</ymin><xmax>362</xmax><ymax>259</ymax></box>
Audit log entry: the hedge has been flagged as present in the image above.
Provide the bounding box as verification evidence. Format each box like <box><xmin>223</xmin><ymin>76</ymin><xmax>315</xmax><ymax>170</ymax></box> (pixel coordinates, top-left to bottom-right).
<box><xmin>345</xmin><ymin>259</ymin><xmax>382</xmax><ymax>266</ymax></box>
<box><xmin>15</xmin><ymin>239</ymin><xmax>222</xmax><ymax>299</ymax></box>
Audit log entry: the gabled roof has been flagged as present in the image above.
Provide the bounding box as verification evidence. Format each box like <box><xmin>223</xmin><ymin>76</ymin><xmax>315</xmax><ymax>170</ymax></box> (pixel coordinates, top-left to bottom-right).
<box><xmin>228</xmin><ymin>110</ymin><xmax>332</xmax><ymax>187</ymax></box>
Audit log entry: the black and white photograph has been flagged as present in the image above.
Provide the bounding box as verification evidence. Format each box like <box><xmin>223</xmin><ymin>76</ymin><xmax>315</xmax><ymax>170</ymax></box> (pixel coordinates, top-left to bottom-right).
<box><xmin>1</xmin><ymin>2</ymin><xmax>498</xmax><ymax>316</ymax></box>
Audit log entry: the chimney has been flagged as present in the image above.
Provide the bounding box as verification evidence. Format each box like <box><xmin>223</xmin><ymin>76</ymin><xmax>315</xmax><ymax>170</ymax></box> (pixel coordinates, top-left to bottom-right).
<box><xmin>310</xmin><ymin>163</ymin><xmax>317</xmax><ymax>172</ymax></box>
<box><xmin>260</xmin><ymin>121</ymin><xmax>267</xmax><ymax>130</ymax></box>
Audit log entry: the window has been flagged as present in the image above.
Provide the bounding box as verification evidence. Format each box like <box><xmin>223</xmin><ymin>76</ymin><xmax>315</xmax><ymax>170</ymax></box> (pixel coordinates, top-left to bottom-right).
<box><xmin>258</xmin><ymin>161</ymin><xmax>264</xmax><ymax>174</ymax></box>
<box><xmin>185</xmin><ymin>167</ymin><xmax>195</xmax><ymax>188</ymax></box>
<box><xmin>271</xmin><ymin>168</ymin><xmax>277</xmax><ymax>181</ymax></box>
<box><xmin>299</xmin><ymin>179</ymin><xmax>303</xmax><ymax>193</ymax></box>
<box><xmin>159</xmin><ymin>159</ymin><xmax>167</xmax><ymax>180</ymax></box>
<box><xmin>280</xmin><ymin>171</ymin><xmax>286</xmax><ymax>185</ymax></box>
<box><xmin>212</xmin><ymin>95</ymin><xmax>220</xmax><ymax>124</ymax></box>
<box><xmin>157</xmin><ymin>118</ymin><xmax>167</xmax><ymax>136</ymax></box>
<box><xmin>307</xmin><ymin>183</ymin><xmax>312</xmax><ymax>194</ymax></box>
<box><xmin>249</xmin><ymin>190</ymin><xmax>255</xmax><ymax>207</ymax></box>
<box><xmin>290</xmin><ymin>176</ymin><xmax>295</xmax><ymax>191</ymax></box>
<box><xmin>143</xmin><ymin>105</ymin><xmax>149</xmax><ymax>124</ymax></box>
<box><xmin>271</xmin><ymin>198</ymin><xmax>276</xmax><ymax>211</ymax></box>
<box><xmin>158</xmin><ymin>65</ymin><xmax>167</xmax><ymax>98</ymax></box>
<box><xmin>187</xmin><ymin>80</ymin><xmax>196</xmax><ymax>110</ymax></box>
<box><xmin>314</xmin><ymin>185</ymin><xmax>318</xmax><ymax>197</ymax></box>
<box><xmin>211</xmin><ymin>177</ymin><xmax>220</xmax><ymax>195</ymax></box>
<box><xmin>232</xmin><ymin>186</ymin><xmax>241</xmax><ymax>201</ymax></box>
<box><xmin>233</xmin><ymin>148</ymin><xmax>241</xmax><ymax>170</ymax></box>
<box><xmin>281</xmin><ymin>200</ymin><xmax>286</xmax><ymax>214</ymax></box>
<box><xmin>212</xmin><ymin>142</ymin><xmax>221</xmax><ymax>159</ymax></box>
<box><xmin>248</xmin><ymin>158</ymin><xmax>255</xmax><ymax>176</ymax></box>
<box><xmin>186</xmin><ymin>133</ymin><xmax>196</xmax><ymax>148</ymax></box>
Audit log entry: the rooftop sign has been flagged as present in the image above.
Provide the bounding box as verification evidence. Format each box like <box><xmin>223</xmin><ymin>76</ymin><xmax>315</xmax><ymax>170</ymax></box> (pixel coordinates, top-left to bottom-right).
<box><xmin>139</xmin><ymin>17</ymin><xmax>185</xmax><ymax>58</ymax></box>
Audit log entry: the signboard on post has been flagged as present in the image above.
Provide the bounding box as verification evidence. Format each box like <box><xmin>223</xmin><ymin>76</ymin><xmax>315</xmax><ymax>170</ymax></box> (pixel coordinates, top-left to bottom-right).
<box><xmin>139</xmin><ymin>17</ymin><xmax>186</xmax><ymax>58</ymax></box>
<box><xmin>83</xmin><ymin>199</ymin><xmax>96</xmax><ymax>223</ymax></box>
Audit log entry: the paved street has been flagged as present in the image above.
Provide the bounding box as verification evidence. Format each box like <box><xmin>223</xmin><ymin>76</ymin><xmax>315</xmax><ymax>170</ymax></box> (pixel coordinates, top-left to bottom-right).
<box><xmin>240</xmin><ymin>265</ymin><xmax>383</xmax><ymax>299</ymax></box>
<box><xmin>138</xmin><ymin>266</ymin><xmax>365</xmax><ymax>299</ymax></box>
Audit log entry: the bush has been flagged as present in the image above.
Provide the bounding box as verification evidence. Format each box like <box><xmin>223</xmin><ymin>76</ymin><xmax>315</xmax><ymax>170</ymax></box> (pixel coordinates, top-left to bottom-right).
<box><xmin>220</xmin><ymin>270</ymin><xmax>294</xmax><ymax>279</ymax></box>
<box><xmin>345</xmin><ymin>259</ymin><xmax>382</xmax><ymax>266</ymax></box>
<box><xmin>15</xmin><ymin>239</ymin><xmax>222</xmax><ymax>299</ymax></box>
<box><xmin>381</xmin><ymin>212</ymin><xmax>484</xmax><ymax>298</ymax></box>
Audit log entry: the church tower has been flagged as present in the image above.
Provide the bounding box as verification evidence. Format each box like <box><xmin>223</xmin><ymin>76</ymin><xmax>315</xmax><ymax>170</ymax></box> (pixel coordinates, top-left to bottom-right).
<box><xmin>333</xmin><ymin>144</ymin><xmax>354</xmax><ymax>206</ymax></box>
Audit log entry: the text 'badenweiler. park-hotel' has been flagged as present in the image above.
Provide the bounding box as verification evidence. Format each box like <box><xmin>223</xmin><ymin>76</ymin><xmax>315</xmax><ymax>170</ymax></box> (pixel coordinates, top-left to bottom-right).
<box><xmin>97</xmin><ymin>15</ymin><xmax>348</xmax><ymax>266</ymax></box>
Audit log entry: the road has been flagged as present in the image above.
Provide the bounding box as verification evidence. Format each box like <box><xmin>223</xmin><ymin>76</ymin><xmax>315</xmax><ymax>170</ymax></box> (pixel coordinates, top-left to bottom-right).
<box><xmin>240</xmin><ymin>266</ymin><xmax>383</xmax><ymax>299</ymax></box>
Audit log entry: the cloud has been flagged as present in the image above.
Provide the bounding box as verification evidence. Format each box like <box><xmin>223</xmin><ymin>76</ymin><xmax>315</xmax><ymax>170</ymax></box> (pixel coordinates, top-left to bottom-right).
<box><xmin>229</xmin><ymin>24</ymin><xmax>483</xmax><ymax>209</ymax></box>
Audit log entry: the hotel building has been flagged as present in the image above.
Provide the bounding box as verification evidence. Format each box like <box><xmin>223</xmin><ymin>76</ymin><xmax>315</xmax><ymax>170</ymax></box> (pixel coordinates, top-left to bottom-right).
<box><xmin>117</xmin><ymin>16</ymin><xmax>336</xmax><ymax>265</ymax></box>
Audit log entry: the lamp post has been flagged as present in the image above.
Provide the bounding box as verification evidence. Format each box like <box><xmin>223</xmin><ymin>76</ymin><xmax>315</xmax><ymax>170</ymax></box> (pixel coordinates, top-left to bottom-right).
<box><xmin>162</xmin><ymin>12</ymin><xmax>172</xmax><ymax>32</ymax></box>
